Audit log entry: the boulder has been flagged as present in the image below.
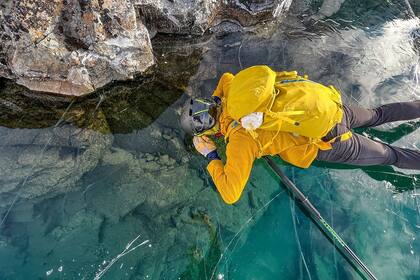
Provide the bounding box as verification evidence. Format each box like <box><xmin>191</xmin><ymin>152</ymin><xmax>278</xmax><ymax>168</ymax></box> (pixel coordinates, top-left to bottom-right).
<box><xmin>0</xmin><ymin>126</ymin><xmax>112</xmax><ymax>206</ymax></box>
<box><xmin>0</xmin><ymin>0</ymin><xmax>293</xmax><ymax>97</ymax></box>
<box><xmin>0</xmin><ymin>81</ymin><xmax>113</xmax><ymax>207</ymax></box>
<box><xmin>136</xmin><ymin>0</ymin><xmax>292</xmax><ymax>36</ymax></box>
<box><xmin>135</xmin><ymin>0</ymin><xmax>221</xmax><ymax>36</ymax></box>
<box><xmin>0</xmin><ymin>0</ymin><xmax>154</xmax><ymax>96</ymax></box>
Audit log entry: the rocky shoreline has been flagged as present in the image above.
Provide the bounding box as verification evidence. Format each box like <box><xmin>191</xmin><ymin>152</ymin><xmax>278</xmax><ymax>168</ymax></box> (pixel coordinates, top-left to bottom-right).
<box><xmin>0</xmin><ymin>0</ymin><xmax>295</xmax><ymax>96</ymax></box>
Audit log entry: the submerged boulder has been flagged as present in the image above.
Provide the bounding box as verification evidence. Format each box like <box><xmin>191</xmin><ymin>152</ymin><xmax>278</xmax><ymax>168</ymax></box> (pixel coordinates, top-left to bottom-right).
<box><xmin>0</xmin><ymin>81</ymin><xmax>113</xmax><ymax>206</ymax></box>
<box><xmin>0</xmin><ymin>126</ymin><xmax>112</xmax><ymax>206</ymax></box>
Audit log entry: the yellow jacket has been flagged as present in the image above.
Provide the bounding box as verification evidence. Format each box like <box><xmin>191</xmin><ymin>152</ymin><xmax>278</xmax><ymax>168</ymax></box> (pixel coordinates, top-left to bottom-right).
<box><xmin>207</xmin><ymin>73</ymin><xmax>319</xmax><ymax>204</ymax></box>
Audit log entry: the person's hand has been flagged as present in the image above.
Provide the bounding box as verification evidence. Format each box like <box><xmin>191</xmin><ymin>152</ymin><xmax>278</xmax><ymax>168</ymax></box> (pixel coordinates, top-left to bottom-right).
<box><xmin>193</xmin><ymin>136</ymin><xmax>217</xmax><ymax>157</ymax></box>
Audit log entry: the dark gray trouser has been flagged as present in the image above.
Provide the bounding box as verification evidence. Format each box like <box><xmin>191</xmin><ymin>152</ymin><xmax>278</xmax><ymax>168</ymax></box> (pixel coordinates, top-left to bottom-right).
<box><xmin>316</xmin><ymin>101</ymin><xmax>420</xmax><ymax>170</ymax></box>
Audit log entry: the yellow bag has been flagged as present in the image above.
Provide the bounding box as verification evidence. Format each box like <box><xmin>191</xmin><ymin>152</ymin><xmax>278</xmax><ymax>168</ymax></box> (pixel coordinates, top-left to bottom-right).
<box><xmin>227</xmin><ymin>65</ymin><xmax>344</xmax><ymax>150</ymax></box>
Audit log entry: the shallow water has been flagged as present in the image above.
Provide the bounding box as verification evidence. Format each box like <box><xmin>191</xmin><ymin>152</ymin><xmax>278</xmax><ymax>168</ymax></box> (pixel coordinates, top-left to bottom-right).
<box><xmin>1</xmin><ymin>0</ymin><xmax>420</xmax><ymax>279</ymax></box>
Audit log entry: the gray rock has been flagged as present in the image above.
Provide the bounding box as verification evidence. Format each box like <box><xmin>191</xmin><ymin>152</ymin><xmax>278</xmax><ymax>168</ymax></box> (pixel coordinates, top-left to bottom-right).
<box><xmin>0</xmin><ymin>0</ymin><xmax>154</xmax><ymax>96</ymax></box>
<box><xmin>0</xmin><ymin>0</ymin><xmax>293</xmax><ymax>96</ymax></box>
<box><xmin>0</xmin><ymin>126</ymin><xmax>112</xmax><ymax>206</ymax></box>
<box><xmin>137</xmin><ymin>0</ymin><xmax>291</xmax><ymax>36</ymax></box>
<box><xmin>135</xmin><ymin>0</ymin><xmax>221</xmax><ymax>35</ymax></box>
<box><xmin>50</xmin><ymin>209</ymin><xmax>103</xmax><ymax>241</ymax></box>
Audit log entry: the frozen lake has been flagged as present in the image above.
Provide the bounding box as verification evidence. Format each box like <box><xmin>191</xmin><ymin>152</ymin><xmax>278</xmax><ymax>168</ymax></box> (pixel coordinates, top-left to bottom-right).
<box><xmin>0</xmin><ymin>0</ymin><xmax>419</xmax><ymax>279</ymax></box>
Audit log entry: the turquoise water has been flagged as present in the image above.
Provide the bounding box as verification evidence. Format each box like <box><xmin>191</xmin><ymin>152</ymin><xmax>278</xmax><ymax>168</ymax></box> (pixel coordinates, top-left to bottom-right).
<box><xmin>1</xmin><ymin>0</ymin><xmax>420</xmax><ymax>279</ymax></box>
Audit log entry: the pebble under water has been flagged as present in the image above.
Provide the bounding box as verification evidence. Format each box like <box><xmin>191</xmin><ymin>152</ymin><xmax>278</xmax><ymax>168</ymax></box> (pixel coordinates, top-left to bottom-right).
<box><xmin>0</xmin><ymin>0</ymin><xmax>419</xmax><ymax>279</ymax></box>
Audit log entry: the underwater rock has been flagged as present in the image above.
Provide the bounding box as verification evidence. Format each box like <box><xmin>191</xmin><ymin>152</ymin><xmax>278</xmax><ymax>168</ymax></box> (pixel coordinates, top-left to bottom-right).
<box><xmin>90</xmin><ymin>147</ymin><xmax>193</xmax><ymax>222</ymax></box>
<box><xmin>101</xmin><ymin>147</ymin><xmax>135</xmax><ymax>166</ymax></box>
<box><xmin>30</xmin><ymin>208</ymin><xmax>103</xmax><ymax>278</ymax></box>
<box><xmin>0</xmin><ymin>126</ymin><xmax>112</xmax><ymax>206</ymax></box>
<box><xmin>50</xmin><ymin>209</ymin><xmax>103</xmax><ymax>242</ymax></box>
<box><xmin>0</xmin><ymin>82</ymin><xmax>113</xmax><ymax>207</ymax></box>
<box><xmin>0</xmin><ymin>0</ymin><xmax>154</xmax><ymax>96</ymax></box>
<box><xmin>82</xmin><ymin>144</ymin><xmax>282</xmax><ymax>278</ymax></box>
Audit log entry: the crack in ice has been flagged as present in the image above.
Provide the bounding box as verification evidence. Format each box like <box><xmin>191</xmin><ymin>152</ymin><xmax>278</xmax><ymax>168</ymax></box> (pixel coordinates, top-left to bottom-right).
<box><xmin>94</xmin><ymin>235</ymin><xmax>149</xmax><ymax>280</ymax></box>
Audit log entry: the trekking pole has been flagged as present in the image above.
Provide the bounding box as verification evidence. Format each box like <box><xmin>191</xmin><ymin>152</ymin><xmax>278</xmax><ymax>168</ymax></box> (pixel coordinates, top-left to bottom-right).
<box><xmin>263</xmin><ymin>156</ymin><xmax>378</xmax><ymax>280</ymax></box>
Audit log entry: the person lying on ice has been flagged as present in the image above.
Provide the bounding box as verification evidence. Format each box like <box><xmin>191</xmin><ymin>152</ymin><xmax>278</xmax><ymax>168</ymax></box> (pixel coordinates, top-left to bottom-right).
<box><xmin>180</xmin><ymin>66</ymin><xmax>420</xmax><ymax>204</ymax></box>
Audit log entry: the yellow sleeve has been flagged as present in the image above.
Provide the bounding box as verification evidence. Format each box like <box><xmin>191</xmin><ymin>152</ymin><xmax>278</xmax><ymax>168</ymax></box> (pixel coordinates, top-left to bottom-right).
<box><xmin>207</xmin><ymin>130</ymin><xmax>258</xmax><ymax>204</ymax></box>
<box><xmin>212</xmin><ymin>73</ymin><xmax>234</xmax><ymax>99</ymax></box>
<box><xmin>278</xmin><ymin>144</ymin><xmax>318</xmax><ymax>168</ymax></box>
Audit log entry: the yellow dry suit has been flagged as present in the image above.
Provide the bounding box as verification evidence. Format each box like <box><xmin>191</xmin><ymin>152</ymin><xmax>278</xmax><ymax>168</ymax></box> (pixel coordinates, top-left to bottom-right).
<box><xmin>207</xmin><ymin>67</ymin><xmax>349</xmax><ymax>204</ymax></box>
